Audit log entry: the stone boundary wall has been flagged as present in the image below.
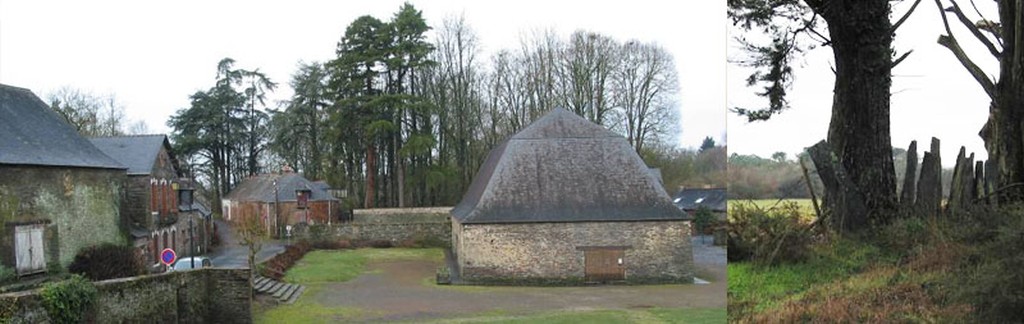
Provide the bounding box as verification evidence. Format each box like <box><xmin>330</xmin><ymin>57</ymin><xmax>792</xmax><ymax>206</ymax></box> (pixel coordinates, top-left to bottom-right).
<box><xmin>315</xmin><ymin>222</ymin><xmax>451</xmax><ymax>246</ymax></box>
<box><xmin>351</xmin><ymin>207</ymin><xmax>452</xmax><ymax>224</ymax></box>
<box><xmin>0</xmin><ymin>268</ymin><xmax>251</xmax><ymax>323</ymax></box>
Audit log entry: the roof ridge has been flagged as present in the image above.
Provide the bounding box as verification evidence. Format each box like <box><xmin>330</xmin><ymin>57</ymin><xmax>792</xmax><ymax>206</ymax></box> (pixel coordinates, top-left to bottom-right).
<box><xmin>89</xmin><ymin>134</ymin><xmax>167</xmax><ymax>139</ymax></box>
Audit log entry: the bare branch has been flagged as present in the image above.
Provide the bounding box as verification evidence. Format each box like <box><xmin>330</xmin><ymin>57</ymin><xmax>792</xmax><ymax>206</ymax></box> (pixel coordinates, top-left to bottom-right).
<box><xmin>968</xmin><ymin>0</ymin><xmax>1002</xmax><ymax>46</ymax></box>
<box><xmin>891</xmin><ymin>0</ymin><xmax>923</xmax><ymax>34</ymax></box>
<box><xmin>937</xmin><ymin>35</ymin><xmax>997</xmax><ymax>100</ymax></box>
<box><xmin>947</xmin><ymin>0</ymin><xmax>1002</xmax><ymax>57</ymax></box>
<box><xmin>892</xmin><ymin>50</ymin><xmax>914</xmax><ymax>68</ymax></box>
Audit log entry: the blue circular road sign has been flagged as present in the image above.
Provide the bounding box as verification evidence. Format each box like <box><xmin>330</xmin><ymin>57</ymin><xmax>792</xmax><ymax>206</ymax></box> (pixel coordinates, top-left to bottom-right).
<box><xmin>160</xmin><ymin>248</ymin><xmax>177</xmax><ymax>266</ymax></box>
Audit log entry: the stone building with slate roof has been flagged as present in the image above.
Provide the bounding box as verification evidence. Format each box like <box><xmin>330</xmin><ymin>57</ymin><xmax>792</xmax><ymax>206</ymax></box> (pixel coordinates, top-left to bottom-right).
<box><xmin>89</xmin><ymin>135</ymin><xmax>212</xmax><ymax>269</ymax></box>
<box><xmin>450</xmin><ymin>108</ymin><xmax>693</xmax><ymax>284</ymax></box>
<box><xmin>673</xmin><ymin>187</ymin><xmax>727</xmax><ymax>221</ymax></box>
<box><xmin>0</xmin><ymin>84</ymin><xmax>127</xmax><ymax>275</ymax></box>
<box><xmin>222</xmin><ymin>171</ymin><xmax>340</xmax><ymax>237</ymax></box>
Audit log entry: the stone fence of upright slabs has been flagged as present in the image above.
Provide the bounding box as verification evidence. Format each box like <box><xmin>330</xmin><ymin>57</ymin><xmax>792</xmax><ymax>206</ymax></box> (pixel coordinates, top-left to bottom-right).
<box><xmin>0</xmin><ymin>268</ymin><xmax>251</xmax><ymax>323</ymax></box>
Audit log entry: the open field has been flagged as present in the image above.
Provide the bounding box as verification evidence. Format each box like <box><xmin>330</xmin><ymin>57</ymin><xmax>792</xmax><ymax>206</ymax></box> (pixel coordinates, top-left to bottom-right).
<box><xmin>256</xmin><ymin>248</ymin><xmax>725</xmax><ymax>323</ymax></box>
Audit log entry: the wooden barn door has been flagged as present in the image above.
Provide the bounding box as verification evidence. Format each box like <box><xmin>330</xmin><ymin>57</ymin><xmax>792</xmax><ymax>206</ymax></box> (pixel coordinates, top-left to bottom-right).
<box><xmin>584</xmin><ymin>248</ymin><xmax>625</xmax><ymax>282</ymax></box>
<box><xmin>15</xmin><ymin>224</ymin><xmax>46</xmax><ymax>275</ymax></box>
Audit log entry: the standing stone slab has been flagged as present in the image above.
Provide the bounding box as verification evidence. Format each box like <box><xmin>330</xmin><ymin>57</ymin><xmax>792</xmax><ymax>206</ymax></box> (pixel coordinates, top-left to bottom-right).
<box><xmin>900</xmin><ymin>140</ymin><xmax>918</xmax><ymax>209</ymax></box>
<box><xmin>807</xmin><ymin>140</ymin><xmax>868</xmax><ymax>231</ymax></box>
<box><xmin>917</xmin><ymin>152</ymin><xmax>942</xmax><ymax>218</ymax></box>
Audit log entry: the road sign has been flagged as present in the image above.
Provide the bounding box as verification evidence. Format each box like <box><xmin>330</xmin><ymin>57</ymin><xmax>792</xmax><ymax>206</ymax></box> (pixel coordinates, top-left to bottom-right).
<box><xmin>160</xmin><ymin>248</ymin><xmax>177</xmax><ymax>266</ymax></box>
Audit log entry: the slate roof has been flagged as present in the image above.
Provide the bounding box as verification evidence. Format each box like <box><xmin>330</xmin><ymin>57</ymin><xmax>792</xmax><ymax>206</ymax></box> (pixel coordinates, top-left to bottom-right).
<box><xmin>451</xmin><ymin>108</ymin><xmax>685</xmax><ymax>224</ymax></box>
<box><xmin>224</xmin><ymin>173</ymin><xmax>338</xmax><ymax>203</ymax></box>
<box><xmin>672</xmin><ymin>188</ymin><xmax>727</xmax><ymax>212</ymax></box>
<box><xmin>89</xmin><ymin>135</ymin><xmax>174</xmax><ymax>175</ymax></box>
<box><xmin>0</xmin><ymin>84</ymin><xmax>124</xmax><ymax>169</ymax></box>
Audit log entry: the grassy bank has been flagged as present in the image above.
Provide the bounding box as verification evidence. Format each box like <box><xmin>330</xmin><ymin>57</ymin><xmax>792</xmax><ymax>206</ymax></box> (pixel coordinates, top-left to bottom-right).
<box><xmin>728</xmin><ymin>200</ymin><xmax>1024</xmax><ymax>322</ymax></box>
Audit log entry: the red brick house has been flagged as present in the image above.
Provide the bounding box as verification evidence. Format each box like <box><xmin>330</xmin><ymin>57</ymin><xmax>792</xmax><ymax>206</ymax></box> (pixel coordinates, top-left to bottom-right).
<box><xmin>89</xmin><ymin>135</ymin><xmax>212</xmax><ymax>270</ymax></box>
<box><xmin>222</xmin><ymin>171</ymin><xmax>340</xmax><ymax>237</ymax></box>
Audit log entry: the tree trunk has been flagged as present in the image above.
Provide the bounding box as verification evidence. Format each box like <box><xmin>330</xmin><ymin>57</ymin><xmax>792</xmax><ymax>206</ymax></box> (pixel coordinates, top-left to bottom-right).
<box><xmin>364</xmin><ymin>144</ymin><xmax>377</xmax><ymax>208</ymax></box>
<box><xmin>982</xmin><ymin>0</ymin><xmax>1024</xmax><ymax>202</ymax></box>
<box><xmin>817</xmin><ymin>0</ymin><xmax>898</xmax><ymax>226</ymax></box>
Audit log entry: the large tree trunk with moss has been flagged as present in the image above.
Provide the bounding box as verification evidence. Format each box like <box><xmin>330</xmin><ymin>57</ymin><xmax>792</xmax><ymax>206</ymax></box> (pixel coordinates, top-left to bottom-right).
<box><xmin>810</xmin><ymin>0</ymin><xmax>899</xmax><ymax>227</ymax></box>
<box><xmin>982</xmin><ymin>0</ymin><xmax>1024</xmax><ymax>202</ymax></box>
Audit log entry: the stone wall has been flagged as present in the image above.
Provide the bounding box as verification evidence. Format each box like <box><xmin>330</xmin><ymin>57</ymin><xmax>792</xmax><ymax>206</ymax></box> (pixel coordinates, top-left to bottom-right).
<box><xmin>453</xmin><ymin>220</ymin><xmax>693</xmax><ymax>285</ymax></box>
<box><xmin>352</xmin><ymin>207</ymin><xmax>451</xmax><ymax>224</ymax></box>
<box><xmin>0</xmin><ymin>268</ymin><xmax>251</xmax><ymax>323</ymax></box>
<box><xmin>0</xmin><ymin>165</ymin><xmax>126</xmax><ymax>270</ymax></box>
<box><xmin>328</xmin><ymin>222</ymin><xmax>451</xmax><ymax>245</ymax></box>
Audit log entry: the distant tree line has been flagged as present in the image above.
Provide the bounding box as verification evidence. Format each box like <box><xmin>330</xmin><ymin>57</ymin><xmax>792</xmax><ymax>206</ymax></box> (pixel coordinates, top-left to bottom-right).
<box><xmin>165</xmin><ymin>3</ymin><xmax>705</xmax><ymax>210</ymax></box>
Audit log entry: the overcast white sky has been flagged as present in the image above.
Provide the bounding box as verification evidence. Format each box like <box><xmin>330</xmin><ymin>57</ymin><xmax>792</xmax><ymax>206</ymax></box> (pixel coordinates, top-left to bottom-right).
<box><xmin>728</xmin><ymin>1</ymin><xmax>997</xmax><ymax>163</ymax></box>
<box><xmin>0</xmin><ymin>0</ymin><xmax>725</xmax><ymax>150</ymax></box>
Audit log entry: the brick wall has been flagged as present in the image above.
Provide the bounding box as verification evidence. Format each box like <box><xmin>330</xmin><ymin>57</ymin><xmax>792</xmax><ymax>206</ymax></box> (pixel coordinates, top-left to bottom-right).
<box><xmin>454</xmin><ymin>220</ymin><xmax>693</xmax><ymax>285</ymax></box>
<box><xmin>0</xmin><ymin>268</ymin><xmax>251</xmax><ymax>323</ymax></box>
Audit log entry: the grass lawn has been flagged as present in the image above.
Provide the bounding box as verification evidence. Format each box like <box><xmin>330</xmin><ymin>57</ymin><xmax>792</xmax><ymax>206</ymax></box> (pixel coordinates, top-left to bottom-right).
<box><xmin>257</xmin><ymin>248</ymin><xmax>444</xmax><ymax>323</ymax></box>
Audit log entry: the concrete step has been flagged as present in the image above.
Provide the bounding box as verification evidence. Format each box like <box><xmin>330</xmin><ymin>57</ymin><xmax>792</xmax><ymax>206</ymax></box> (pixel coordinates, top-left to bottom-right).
<box><xmin>254</xmin><ymin>280</ymin><xmax>271</xmax><ymax>292</ymax></box>
<box><xmin>284</xmin><ymin>286</ymin><xmax>305</xmax><ymax>304</ymax></box>
<box><xmin>268</xmin><ymin>282</ymin><xmax>287</xmax><ymax>295</ymax></box>
<box><xmin>278</xmin><ymin>284</ymin><xmax>298</xmax><ymax>302</ymax></box>
<box><xmin>262</xmin><ymin>282</ymin><xmax>281</xmax><ymax>295</ymax></box>
<box><xmin>273</xmin><ymin>284</ymin><xmax>296</xmax><ymax>300</ymax></box>
<box><xmin>254</xmin><ymin>276</ymin><xmax>268</xmax><ymax>287</ymax></box>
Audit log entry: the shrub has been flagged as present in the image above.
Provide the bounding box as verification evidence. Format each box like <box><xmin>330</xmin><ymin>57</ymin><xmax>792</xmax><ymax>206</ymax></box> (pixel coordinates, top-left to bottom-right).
<box><xmin>260</xmin><ymin>241</ymin><xmax>312</xmax><ymax>280</ymax></box>
<box><xmin>0</xmin><ymin>265</ymin><xmax>15</xmax><ymax>284</ymax></box>
<box><xmin>40</xmin><ymin>274</ymin><xmax>96</xmax><ymax>324</ymax></box>
<box><xmin>68</xmin><ymin>243</ymin><xmax>144</xmax><ymax>281</ymax></box>
<box><xmin>953</xmin><ymin>208</ymin><xmax>1024</xmax><ymax>322</ymax></box>
<box><xmin>728</xmin><ymin>201</ymin><xmax>818</xmax><ymax>265</ymax></box>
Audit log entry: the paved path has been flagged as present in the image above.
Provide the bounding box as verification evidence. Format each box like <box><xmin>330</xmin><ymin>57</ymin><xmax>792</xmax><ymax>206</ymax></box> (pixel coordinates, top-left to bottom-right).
<box><xmin>208</xmin><ymin>219</ymin><xmax>290</xmax><ymax>268</ymax></box>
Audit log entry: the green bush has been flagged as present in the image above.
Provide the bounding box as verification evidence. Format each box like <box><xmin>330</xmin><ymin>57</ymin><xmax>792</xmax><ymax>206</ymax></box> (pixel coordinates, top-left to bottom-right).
<box><xmin>0</xmin><ymin>265</ymin><xmax>15</xmax><ymax>284</ymax></box>
<box><xmin>40</xmin><ymin>274</ymin><xmax>97</xmax><ymax>324</ymax></box>
<box><xmin>953</xmin><ymin>209</ymin><xmax>1024</xmax><ymax>322</ymax></box>
<box><xmin>68</xmin><ymin>243</ymin><xmax>144</xmax><ymax>281</ymax></box>
<box><xmin>728</xmin><ymin>201</ymin><xmax>818</xmax><ymax>265</ymax></box>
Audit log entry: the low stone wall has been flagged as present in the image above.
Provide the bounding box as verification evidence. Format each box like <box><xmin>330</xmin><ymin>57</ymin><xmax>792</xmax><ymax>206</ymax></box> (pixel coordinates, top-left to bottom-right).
<box><xmin>330</xmin><ymin>222</ymin><xmax>451</xmax><ymax>245</ymax></box>
<box><xmin>0</xmin><ymin>268</ymin><xmax>251</xmax><ymax>323</ymax></box>
<box><xmin>351</xmin><ymin>207</ymin><xmax>452</xmax><ymax>224</ymax></box>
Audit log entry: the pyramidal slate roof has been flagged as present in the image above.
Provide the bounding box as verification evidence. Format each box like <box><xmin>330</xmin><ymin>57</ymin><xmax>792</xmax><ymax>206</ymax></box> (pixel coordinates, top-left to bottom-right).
<box><xmin>0</xmin><ymin>84</ymin><xmax>124</xmax><ymax>169</ymax></box>
<box><xmin>224</xmin><ymin>173</ymin><xmax>338</xmax><ymax>203</ymax></box>
<box><xmin>451</xmin><ymin>108</ymin><xmax>685</xmax><ymax>224</ymax></box>
<box><xmin>89</xmin><ymin>135</ymin><xmax>173</xmax><ymax>175</ymax></box>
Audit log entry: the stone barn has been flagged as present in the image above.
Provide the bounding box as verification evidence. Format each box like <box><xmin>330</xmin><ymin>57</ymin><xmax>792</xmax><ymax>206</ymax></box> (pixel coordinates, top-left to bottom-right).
<box><xmin>222</xmin><ymin>171</ymin><xmax>340</xmax><ymax>237</ymax></box>
<box><xmin>0</xmin><ymin>84</ymin><xmax>127</xmax><ymax>275</ymax></box>
<box><xmin>450</xmin><ymin>108</ymin><xmax>693</xmax><ymax>284</ymax></box>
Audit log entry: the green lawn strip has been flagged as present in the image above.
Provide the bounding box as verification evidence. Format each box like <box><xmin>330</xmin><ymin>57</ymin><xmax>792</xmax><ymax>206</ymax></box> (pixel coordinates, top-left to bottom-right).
<box><xmin>728</xmin><ymin>237</ymin><xmax>891</xmax><ymax>312</ymax></box>
<box><xmin>257</xmin><ymin>248</ymin><xmax>446</xmax><ymax>322</ymax></box>
<box><xmin>254</xmin><ymin>284</ymin><xmax>378</xmax><ymax>323</ymax></box>
<box><xmin>284</xmin><ymin>248</ymin><xmax>444</xmax><ymax>284</ymax></box>
<box><xmin>420</xmin><ymin>308</ymin><xmax>725</xmax><ymax>324</ymax></box>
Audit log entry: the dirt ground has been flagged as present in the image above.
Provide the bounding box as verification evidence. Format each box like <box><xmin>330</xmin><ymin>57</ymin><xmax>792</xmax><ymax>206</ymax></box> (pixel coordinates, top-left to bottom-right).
<box><xmin>309</xmin><ymin>240</ymin><xmax>726</xmax><ymax>322</ymax></box>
